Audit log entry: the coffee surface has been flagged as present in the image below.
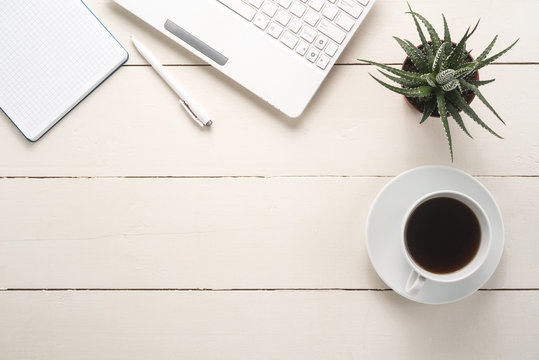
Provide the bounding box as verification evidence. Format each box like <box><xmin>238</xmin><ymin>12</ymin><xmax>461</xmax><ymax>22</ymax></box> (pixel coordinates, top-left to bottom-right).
<box><xmin>405</xmin><ymin>197</ymin><xmax>481</xmax><ymax>274</ymax></box>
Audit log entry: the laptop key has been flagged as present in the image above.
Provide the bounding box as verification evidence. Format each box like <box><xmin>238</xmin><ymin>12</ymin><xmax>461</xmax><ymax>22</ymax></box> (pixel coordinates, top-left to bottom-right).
<box><xmin>304</xmin><ymin>9</ymin><xmax>320</xmax><ymax>26</ymax></box>
<box><xmin>335</xmin><ymin>12</ymin><xmax>355</xmax><ymax>31</ymax></box>
<box><xmin>267</xmin><ymin>22</ymin><xmax>284</xmax><ymax>38</ymax></box>
<box><xmin>299</xmin><ymin>25</ymin><xmax>317</xmax><ymax>42</ymax></box>
<box><xmin>296</xmin><ymin>40</ymin><xmax>309</xmax><ymax>56</ymax></box>
<box><xmin>220</xmin><ymin>0</ymin><xmax>373</xmax><ymax>68</ymax></box>
<box><xmin>288</xmin><ymin>17</ymin><xmax>302</xmax><ymax>33</ymax></box>
<box><xmin>248</xmin><ymin>0</ymin><xmax>264</xmax><ymax>8</ymax></box>
<box><xmin>336</xmin><ymin>0</ymin><xmax>363</xmax><ymax>18</ymax></box>
<box><xmin>316</xmin><ymin>54</ymin><xmax>330</xmax><ymax>69</ymax></box>
<box><xmin>314</xmin><ymin>34</ymin><xmax>328</xmax><ymax>50</ymax></box>
<box><xmin>290</xmin><ymin>2</ymin><xmax>307</xmax><ymax>17</ymax></box>
<box><xmin>218</xmin><ymin>0</ymin><xmax>256</xmax><ymax>21</ymax></box>
<box><xmin>275</xmin><ymin>10</ymin><xmax>292</xmax><ymax>25</ymax></box>
<box><xmin>321</xmin><ymin>4</ymin><xmax>338</xmax><ymax>20</ymax></box>
<box><xmin>325</xmin><ymin>41</ymin><xmax>338</xmax><ymax>56</ymax></box>
<box><xmin>276</xmin><ymin>0</ymin><xmax>293</xmax><ymax>8</ymax></box>
<box><xmin>318</xmin><ymin>19</ymin><xmax>346</xmax><ymax>43</ymax></box>
<box><xmin>281</xmin><ymin>31</ymin><xmax>299</xmax><ymax>48</ymax></box>
<box><xmin>306</xmin><ymin>47</ymin><xmax>320</xmax><ymax>62</ymax></box>
<box><xmin>308</xmin><ymin>0</ymin><xmax>324</xmax><ymax>11</ymax></box>
<box><xmin>262</xmin><ymin>2</ymin><xmax>279</xmax><ymax>17</ymax></box>
<box><xmin>254</xmin><ymin>13</ymin><xmax>271</xmax><ymax>29</ymax></box>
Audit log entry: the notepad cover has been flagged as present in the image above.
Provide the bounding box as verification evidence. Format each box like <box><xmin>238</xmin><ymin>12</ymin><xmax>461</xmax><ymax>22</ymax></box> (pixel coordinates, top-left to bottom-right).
<box><xmin>0</xmin><ymin>0</ymin><xmax>128</xmax><ymax>141</ymax></box>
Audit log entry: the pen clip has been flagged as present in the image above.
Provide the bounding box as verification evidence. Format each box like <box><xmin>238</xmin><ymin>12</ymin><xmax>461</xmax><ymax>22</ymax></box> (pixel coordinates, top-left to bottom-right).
<box><xmin>179</xmin><ymin>99</ymin><xmax>205</xmax><ymax>127</ymax></box>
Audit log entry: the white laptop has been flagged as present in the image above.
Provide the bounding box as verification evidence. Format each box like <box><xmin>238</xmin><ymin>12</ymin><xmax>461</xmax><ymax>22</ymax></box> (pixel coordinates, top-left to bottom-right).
<box><xmin>115</xmin><ymin>0</ymin><xmax>375</xmax><ymax>117</ymax></box>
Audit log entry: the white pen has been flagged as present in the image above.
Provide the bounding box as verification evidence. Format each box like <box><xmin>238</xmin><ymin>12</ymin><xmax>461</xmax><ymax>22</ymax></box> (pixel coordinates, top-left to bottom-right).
<box><xmin>131</xmin><ymin>36</ymin><xmax>212</xmax><ymax>127</ymax></box>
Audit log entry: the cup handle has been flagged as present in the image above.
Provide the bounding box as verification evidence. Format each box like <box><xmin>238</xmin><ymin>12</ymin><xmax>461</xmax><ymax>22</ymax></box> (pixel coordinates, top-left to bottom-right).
<box><xmin>405</xmin><ymin>270</ymin><xmax>426</xmax><ymax>295</ymax></box>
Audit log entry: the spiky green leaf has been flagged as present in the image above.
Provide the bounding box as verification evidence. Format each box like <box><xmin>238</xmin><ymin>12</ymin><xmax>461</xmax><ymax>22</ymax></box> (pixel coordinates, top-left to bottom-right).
<box><xmin>446</xmin><ymin>101</ymin><xmax>473</xmax><ymax>138</ymax></box>
<box><xmin>358</xmin><ymin>59</ymin><xmax>428</xmax><ymax>82</ymax></box>
<box><xmin>457</xmin><ymin>49</ymin><xmax>471</xmax><ymax>66</ymax></box>
<box><xmin>456</xmin><ymin>80</ymin><xmax>464</xmax><ymax>94</ymax></box>
<box><xmin>466</xmin><ymin>19</ymin><xmax>481</xmax><ymax>40</ymax></box>
<box><xmin>476</xmin><ymin>39</ymin><xmax>519</xmax><ymax>70</ymax></box>
<box><xmin>454</xmin><ymin>63</ymin><xmax>477</xmax><ymax>79</ymax></box>
<box><xmin>377</xmin><ymin>70</ymin><xmax>426</xmax><ymax>88</ymax></box>
<box><xmin>437</xmin><ymin>92</ymin><xmax>453</xmax><ymax>161</ymax></box>
<box><xmin>477</xmin><ymin>35</ymin><xmax>498</xmax><ymax>62</ymax></box>
<box><xmin>447</xmin><ymin>28</ymin><xmax>469</xmax><ymax>68</ymax></box>
<box><xmin>448</xmin><ymin>91</ymin><xmax>503</xmax><ymax>138</ymax></box>
<box><xmin>468</xmin><ymin>79</ymin><xmax>496</xmax><ymax>87</ymax></box>
<box><xmin>460</xmin><ymin>79</ymin><xmax>505</xmax><ymax>124</ymax></box>
<box><xmin>405</xmin><ymin>39</ymin><xmax>431</xmax><ymax>67</ymax></box>
<box><xmin>369</xmin><ymin>75</ymin><xmax>433</xmax><ymax>97</ymax></box>
<box><xmin>406</xmin><ymin>2</ymin><xmax>433</xmax><ymax>65</ymax></box>
<box><xmin>442</xmin><ymin>15</ymin><xmax>452</xmax><ymax>56</ymax></box>
<box><xmin>423</xmin><ymin>73</ymin><xmax>437</xmax><ymax>87</ymax></box>
<box><xmin>408</xmin><ymin>11</ymin><xmax>442</xmax><ymax>52</ymax></box>
<box><xmin>455</xmin><ymin>20</ymin><xmax>480</xmax><ymax>64</ymax></box>
<box><xmin>393</xmin><ymin>36</ymin><xmax>430</xmax><ymax>73</ymax></box>
<box><xmin>432</xmin><ymin>42</ymin><xmax>447</xmax><ymax>72</ymax></box>
<box><xmin>420</xmin><ymin>99</ymin><xmax>436</xmax><ymax>123</ymax></box>
<box><xmin>456</xmin><ymin>60</ymin><xmax>478</xmax><ymax>71</ymax></box>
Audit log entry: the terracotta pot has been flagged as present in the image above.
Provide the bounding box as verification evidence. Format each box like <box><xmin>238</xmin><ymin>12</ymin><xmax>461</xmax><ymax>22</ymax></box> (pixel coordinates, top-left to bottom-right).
<box><xmin>402</xmin><ymin>42</ymin><xmax>479</xmax><ymax>117</ymax></box>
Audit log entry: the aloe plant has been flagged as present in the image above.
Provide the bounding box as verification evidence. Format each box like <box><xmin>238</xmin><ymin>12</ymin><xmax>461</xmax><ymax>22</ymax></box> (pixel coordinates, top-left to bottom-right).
<box><xmin>359</xmin><ymin>4</ymin><xmax>518</xmax><ymax>160</ymax></box>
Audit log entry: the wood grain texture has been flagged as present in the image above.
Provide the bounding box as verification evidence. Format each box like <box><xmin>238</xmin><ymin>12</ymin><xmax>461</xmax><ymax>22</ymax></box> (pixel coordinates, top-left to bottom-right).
<box><xmin>1</xmin><ymin>290</ymin><xmax>538</xmax><ymax>359</ymax></box>
<box><xmin>0</xmin><ymin>1</ymin><xmax>537</xmax><ymax>358</ymax></box>
<box><xmin>93</xmin><ymin>0</ymin><xmax>537</xmax><ymax>65</ymax></box>
<box><xmin>0</xmin><ymin>65</ymin><xmax>536</xmax><ymax>176</ymax></box>
<box><xmin>0</xmin><ymin>177</ymin><xmax>536</xmax><ymax>289</ymax></box>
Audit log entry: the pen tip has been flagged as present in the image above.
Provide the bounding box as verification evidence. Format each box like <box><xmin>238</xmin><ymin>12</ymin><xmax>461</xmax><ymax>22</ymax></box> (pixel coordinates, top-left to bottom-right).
<box><xmin>205</xmin><ymin>120</ymin><xmax>213</xmax><ymax>127</ymax></box>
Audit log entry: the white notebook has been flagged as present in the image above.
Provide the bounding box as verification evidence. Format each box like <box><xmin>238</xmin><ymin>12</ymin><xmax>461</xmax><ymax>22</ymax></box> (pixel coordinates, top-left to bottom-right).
<box><xmin>0</xmin><ymin>0</ymin><xmax>128</xmax><ymax>141</ymax></box>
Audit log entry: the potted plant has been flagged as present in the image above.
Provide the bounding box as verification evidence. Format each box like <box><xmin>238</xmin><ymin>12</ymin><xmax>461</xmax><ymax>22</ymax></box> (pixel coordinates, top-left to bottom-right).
<box><xmin>359</xmin><ymin>4</ymin><xmax>518</xmax><ymax>160</ymax></box>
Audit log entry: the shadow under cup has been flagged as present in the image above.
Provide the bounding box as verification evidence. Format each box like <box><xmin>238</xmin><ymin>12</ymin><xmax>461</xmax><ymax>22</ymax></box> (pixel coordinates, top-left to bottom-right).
<box><xmin>402</xmin><ymin>191</ymin><xmax>492</xmax><ymax>292</ymax></box>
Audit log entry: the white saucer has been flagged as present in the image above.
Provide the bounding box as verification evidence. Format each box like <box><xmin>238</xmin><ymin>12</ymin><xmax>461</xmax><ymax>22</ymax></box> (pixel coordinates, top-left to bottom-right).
<box><xmin>366</xmin><ymin>166</ymin><xmax>504</xmax><ymax>304</ymax></box>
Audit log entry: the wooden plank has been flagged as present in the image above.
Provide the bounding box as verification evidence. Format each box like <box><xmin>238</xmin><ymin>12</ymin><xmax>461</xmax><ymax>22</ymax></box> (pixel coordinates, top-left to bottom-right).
<box><xmin>0</xmin><ymin>177</ymin><xmax>536</xmax><ymax>289</ymax></box>
<box><xmin>0</xmin><ymin>290</ymin><xmax>538</xmax><ymax>359</ymax></box>
<box><xmin>94</xmin><ymin>0</ymin><xmax>537</xmax><ymax>65</ymax></box>
<box><xmin>0</xmin><ymin>65</ymin><xmax>536</xmax><ymax>176</ymax></box>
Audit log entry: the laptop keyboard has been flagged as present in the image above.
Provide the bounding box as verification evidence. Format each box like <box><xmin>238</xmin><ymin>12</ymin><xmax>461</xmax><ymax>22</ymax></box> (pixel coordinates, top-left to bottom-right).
<box><xmin>217</xmin><ymin>0</ymin><xmax>371</xmax><ymax>70</ymax></box>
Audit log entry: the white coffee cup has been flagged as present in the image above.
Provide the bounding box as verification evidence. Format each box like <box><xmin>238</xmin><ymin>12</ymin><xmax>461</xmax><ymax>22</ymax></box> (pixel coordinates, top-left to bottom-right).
<box><xmin>402</xmin><ymin>191</ymin><xmax>491</xmax><ymax>295</ymax></box>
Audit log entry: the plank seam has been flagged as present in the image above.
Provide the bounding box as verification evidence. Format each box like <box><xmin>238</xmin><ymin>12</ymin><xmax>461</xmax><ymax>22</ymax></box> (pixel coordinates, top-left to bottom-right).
<box><xmin>123</xmin><ymin>62</ymin><xmax>539</xmax><ymax>67</ymax></box>
<box><xmin>0</xmin><ymin>288</ymin><xmax>537</xmax><ymax>292</ymax></box>
<box><xmin>0</xmin><ymin>175</ymin><xmax>537</xmax><ymax>179</ymax></box>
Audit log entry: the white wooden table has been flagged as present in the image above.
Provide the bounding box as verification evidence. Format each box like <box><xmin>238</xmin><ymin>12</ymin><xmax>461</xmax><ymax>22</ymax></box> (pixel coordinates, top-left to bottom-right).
<box><xmin>1</xmin><ymin>1</ymin><xmax>538</xmax><ymax>358</ymax></box>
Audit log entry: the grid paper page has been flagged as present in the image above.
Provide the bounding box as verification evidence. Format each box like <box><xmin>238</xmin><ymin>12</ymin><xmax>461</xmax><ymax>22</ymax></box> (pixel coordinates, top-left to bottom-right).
<box><xmin>0</xmin><ymin>0</ymin><xmax>127</xmax><ymax>141</ymax></box>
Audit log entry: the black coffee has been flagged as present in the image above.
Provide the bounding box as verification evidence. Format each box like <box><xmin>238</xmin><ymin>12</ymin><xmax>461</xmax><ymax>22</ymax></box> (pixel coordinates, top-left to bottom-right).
<box><xmin>405</xmin><ymin>197</ymin><xmax>481</xmax><ymax>274</ymax></box>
